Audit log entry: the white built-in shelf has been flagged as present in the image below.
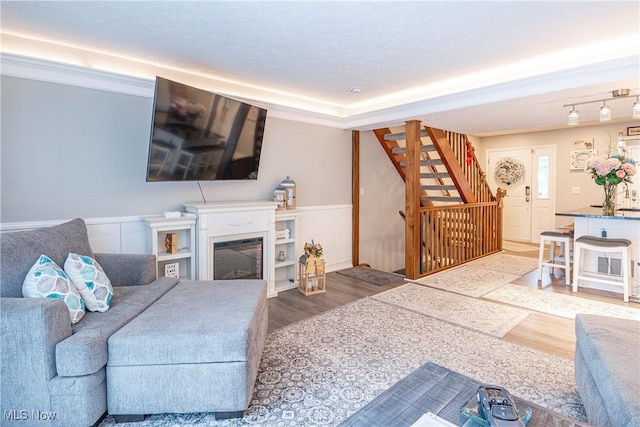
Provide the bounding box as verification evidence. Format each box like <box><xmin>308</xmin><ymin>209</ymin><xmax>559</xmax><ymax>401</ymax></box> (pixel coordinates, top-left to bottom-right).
<box><xmin>274</xmin><ymin>210</ymin><xmax>300</xmax><ymax>292</ymax></box>
<box><xmin>142</xmin><ymin>214</ymin><xmax>197</xmax><ymax>280</ymax></box>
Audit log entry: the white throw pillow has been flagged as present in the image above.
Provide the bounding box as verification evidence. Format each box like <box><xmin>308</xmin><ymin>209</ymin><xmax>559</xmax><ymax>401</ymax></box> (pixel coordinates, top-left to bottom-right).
<box><xmin>23</xmin><ymin>255</ymin><xmax>85</xmax><ymax>324</ymax></box>
<box><xmin>64</xmin><ymin>253</ymin><xmax>113</xmax><ymax>312</ymax></box>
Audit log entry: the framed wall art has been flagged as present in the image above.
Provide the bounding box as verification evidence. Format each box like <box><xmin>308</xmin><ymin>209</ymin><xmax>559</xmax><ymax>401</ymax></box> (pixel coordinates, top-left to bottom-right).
<box><xmin>627</xmin><ymin>126</ymin><xmax>640</xmax><ymax>136</ymax></box>
<box><xmin>570</xmin><ymin>150</ymin><xmax>597</xmax><ymax>170</ymax></box>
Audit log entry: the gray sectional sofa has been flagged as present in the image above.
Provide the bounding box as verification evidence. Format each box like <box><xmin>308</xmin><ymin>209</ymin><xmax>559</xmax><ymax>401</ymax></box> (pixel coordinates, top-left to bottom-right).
<box><xmin>575</xmin><ymin>313</ymin><xmax>640</xmax><ymax>427</ymax></box>
<box><xmin>0</xmin><ymin>218</ymin><xmax>267</xmax><ymax>426</ymax></box>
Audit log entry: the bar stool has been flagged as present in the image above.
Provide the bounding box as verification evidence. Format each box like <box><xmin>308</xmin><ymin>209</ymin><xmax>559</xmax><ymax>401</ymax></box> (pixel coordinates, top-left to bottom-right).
<box><xmin>538</xmin><ymin>226</ymin><xmax>574</xmax><ymax>285</ymax></box>
<box><xmin>572</xmin><ymin>236</ymin><xmax>632</xmax><ymax>302</ymax></box>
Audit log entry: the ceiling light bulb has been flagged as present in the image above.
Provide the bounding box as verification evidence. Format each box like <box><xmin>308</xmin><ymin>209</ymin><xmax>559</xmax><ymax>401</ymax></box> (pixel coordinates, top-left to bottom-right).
<box><xmin>633</xmin><ymin>97</ymin><xmax>640</xmax><ymax>119</ymax></box>
<box><xmin>567</xmin><ymin>108</ymin><xmax>579</xmax><ymax>126</ymax></box>
<box><xmin>599</xmin><ymin>102</ymin><xmax>611</xmax><ymax>122</ymax></box>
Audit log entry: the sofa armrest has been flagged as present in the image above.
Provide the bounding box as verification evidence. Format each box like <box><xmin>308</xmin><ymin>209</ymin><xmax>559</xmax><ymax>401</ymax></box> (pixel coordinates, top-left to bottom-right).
<box><xmin>94</xmin><ymin>253</ymin><xmax>157</xmax><ymax>287</ymax></box>
<box><xmin>1</xmin><ymin>297</ymin><xmax>71</xmax><ymax>411</ymax></box>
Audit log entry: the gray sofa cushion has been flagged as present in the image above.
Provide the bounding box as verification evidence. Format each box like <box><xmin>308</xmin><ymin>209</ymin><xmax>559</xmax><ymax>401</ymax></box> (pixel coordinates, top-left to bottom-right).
<box><xmin>0</xmin><ymin>218</ymin><xmax>94</xmax><ymax>298</ymax></box>
<box><xmin>575</xmin><ymin>314</ymin><xmax>640</xmax><ymax>427</ymax></box>
<box><xmin>94</xmin><ymin>253</ymin><xmax>157</xmax><ymax>287</ymax></box>
<box><xmin>55</xmin><ymin>277</ymin><xmax>179</xmax><ymax>377</ymax></box>
<box><xmin>108</xmin><ymin>280</ymin><xmax>267</xmax><ymax>366</ymax></box>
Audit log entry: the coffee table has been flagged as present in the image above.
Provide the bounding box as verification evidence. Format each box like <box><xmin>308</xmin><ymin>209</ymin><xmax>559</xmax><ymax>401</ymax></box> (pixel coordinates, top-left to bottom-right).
<box><xmin>338</xmin><ymin>362</ymin><xmax>588</xmax><ymax>427</ymax></box>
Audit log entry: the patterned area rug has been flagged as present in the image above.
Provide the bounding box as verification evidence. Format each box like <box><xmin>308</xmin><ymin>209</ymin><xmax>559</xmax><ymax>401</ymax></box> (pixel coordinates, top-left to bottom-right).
<box><xmin>372</xmin><ymin>283</ymin><xmax>529</xmax><ymax>337</ymax></box>
<box><xmin>336</xmin><ymin>266</ymin><xmax>405</xmax><ymax>286</ymax></box>
<box><xmin>410</xmin><ymin>265</ymin><xmax>521</xmax><ymax>297</ymax></box>
<box><xmin>484</xmin><ymin>284</ymin><xmax>640</xmax><ymax>320</ymax></box>
<box><xmin>470</xmin><ymin>253</ymin><xmax>540</xmax><ymax>276</ymax></box>
<box><xmin>98</xmin><ymin>298</ymin><xmax>585</xmax><ymax>427</ymax></box>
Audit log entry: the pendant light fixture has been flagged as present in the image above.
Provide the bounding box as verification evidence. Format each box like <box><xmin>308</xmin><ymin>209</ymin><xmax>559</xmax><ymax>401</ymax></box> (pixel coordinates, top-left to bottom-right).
<box><xmin>563</xmin><ymin>89</ymin><xmax>638</xmax><ymax>125</ymax></box>
<box><xmin>633</xmin><ymin>96</ymin><xmax>640</xmax><ymax>119</ymax></box>
<box><xmin>567</xmin><ymin>106</ymin><xmax>579</xmax><ymax>126</ymax></box>
<box><xmin>599</xmin><ymin>101</ymin><xmax>611</xmax><ymax>121</ymax></box>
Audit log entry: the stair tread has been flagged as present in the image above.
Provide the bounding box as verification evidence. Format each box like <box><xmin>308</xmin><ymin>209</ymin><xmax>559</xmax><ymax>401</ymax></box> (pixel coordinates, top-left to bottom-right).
<box><xmin>399</xmin><ymin>159</ymin><xmax>444</xmax><ymax>167</ymax></box>
<box><xmin>421</xmin><ymin>172</ymin><xmax>450</xmax><ymax>178</ymax></box>
<box><xmin>385</xmin><ymin>129</ymin><xmax>429</xmax><ymax>141</ymax></box>
<box><xmin>422</xmin><ymin>196</ymin><xmax>463</xmax><ymax>202</ymax></box>
<box><xmin>392</xmin><ymin>145</ymin><xmax>437</xmax><ymax>154</ymax></box>
<box><xmin>422</xmin><ymin>185</ymin><xmax>457</xmax><ymax>190</ymax></box>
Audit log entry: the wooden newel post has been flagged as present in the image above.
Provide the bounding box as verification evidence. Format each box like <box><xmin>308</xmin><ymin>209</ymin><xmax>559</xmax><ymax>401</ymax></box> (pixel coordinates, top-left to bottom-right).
<box><xmin>405</xmin><ymin>120</ymin><xmax>422</xmax><ymax>280</ymax></box>
<box><xmin>495</xmin><ymin>187</ymin><xmax>507</xmax><ymax>251</ymax></box>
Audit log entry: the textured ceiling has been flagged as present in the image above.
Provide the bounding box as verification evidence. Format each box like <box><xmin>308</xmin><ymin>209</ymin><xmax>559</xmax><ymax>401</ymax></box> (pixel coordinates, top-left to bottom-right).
<box><xmin>1</xmin><ymin>1</ymin><xmax>639</xmax><ymax>135</ymax></box>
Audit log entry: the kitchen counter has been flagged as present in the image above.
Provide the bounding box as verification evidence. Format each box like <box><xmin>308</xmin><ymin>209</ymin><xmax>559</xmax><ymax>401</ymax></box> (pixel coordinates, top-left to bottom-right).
<box><xmin>556</xmin><ymin>206</ymin><xmax>640</xmax><ymax>220</ymax></box>
<box><xmin>556</xmin><ymin>207</ymin><xmax>639</xmax><ymax>300</ymax></box>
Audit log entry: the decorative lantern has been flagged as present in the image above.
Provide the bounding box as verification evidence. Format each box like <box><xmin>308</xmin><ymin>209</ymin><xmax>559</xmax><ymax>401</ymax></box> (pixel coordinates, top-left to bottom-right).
<box><xmin>273</xmin><ymin>185</ymin><xmax>286</xmax><ymax>210</ymax></box>
<box><xmin>298</xmin><ymin>255</ymin><xmax>326</xmax><ymax>296</ymax></box>
<box><xmin>280</xmin><ymin>176</ymin><xmax>296</xmax><ymax>209</ymax></box>
<box><xmin>297</xmin><ymin>241</ymin><xmax>325</xmax><ymax>296</ymax></box>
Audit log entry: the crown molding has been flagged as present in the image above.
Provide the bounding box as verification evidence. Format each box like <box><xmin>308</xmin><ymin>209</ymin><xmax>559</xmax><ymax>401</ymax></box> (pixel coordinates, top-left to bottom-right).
<box><xmin>0</xmin><ymin>52</ymin><xmax>345</xmax><ymax>129</ymax></box>
<box><xmin>342</xmin><ymin>55</ymin><xmax>640</xmax><ymax>131</ymax></box>
<box><xmin>2</xmin><ymin>51</ymin><xmax>638</xmax><ymax>133</ymax></box>
<box><xmin>1</xmin><ymin>52</ymin><xmax>154</xmax><ymax>97</ymax></box>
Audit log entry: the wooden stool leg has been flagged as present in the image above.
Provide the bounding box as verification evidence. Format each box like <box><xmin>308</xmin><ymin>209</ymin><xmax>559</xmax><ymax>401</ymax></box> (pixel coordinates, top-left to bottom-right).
<box><xmin>623</xmin><ymin>249</ymin><xmax>630</xmax><ymax>302</ymax></box>
<box><xmin>563</xmin><ymin>238</ymin><xmax>571</xmax><ymax>286</ymax></box>
<box><xmin>537</xmin><ymin>239</ymin><xmax>545</xmax><ymax>281</ymax></box>
<box><xmin>572</xmin><ymin>243</ymin><xmax>581</xmax><ymax>293</ymax></box>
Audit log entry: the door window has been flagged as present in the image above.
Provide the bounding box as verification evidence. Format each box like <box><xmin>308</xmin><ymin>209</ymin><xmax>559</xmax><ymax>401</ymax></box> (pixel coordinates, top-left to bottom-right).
<box><xmin>537</xmin><ymin>155</ymin><xmax>549</xmax><ymax>199</ymax></box>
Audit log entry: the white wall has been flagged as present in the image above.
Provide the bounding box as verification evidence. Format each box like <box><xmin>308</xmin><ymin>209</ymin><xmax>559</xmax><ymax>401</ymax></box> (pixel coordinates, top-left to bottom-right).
<box><xmin>358</xmin><ymin>130</ymin><xmax>406</xmax><ymax>272</ymax></box>
<box><xmin>0</xmin><ymin>76</ymin><xmax>352</xmax><ymax>222</ymax></box>
<box><xmin>479</xmin><ymin>121</ymin><xmax>640</xmax><ymax>224</ymax></box>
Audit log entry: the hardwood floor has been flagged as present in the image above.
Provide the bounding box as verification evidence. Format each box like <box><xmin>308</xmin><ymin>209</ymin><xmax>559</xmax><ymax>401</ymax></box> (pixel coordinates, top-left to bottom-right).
<box><xmin>268</xmin><ymin>242</ymin><xmax>637</xmax><ymax>361</ymax></box>
<box><xmin>268</xmin><ymin>273</ymin><xmax>404</xmax><ymax>331</ymax></box>
<box><xmin>502</xmin><ymin>244</ymin><xmax>635</xmax><ymax>360</ymax></box>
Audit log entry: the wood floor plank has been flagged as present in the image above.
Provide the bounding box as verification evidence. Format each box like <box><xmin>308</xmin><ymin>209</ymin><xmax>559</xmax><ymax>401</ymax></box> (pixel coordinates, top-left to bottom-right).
<box><xmin>268</xmin><ymin>273</ymin><xmax>405</xmax><ymax>331</ymax></box>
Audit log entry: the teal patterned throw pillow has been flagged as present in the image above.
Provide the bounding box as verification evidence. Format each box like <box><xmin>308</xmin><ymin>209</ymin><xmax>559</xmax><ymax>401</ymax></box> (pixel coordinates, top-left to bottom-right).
<box><xmin>64</xmin><ymin>253</ymin><xmax>113</xmax><ymax>312</ymax></box>
<box><xmin>23</xmin><ymin>255</ymin><xmax>86</xmax><ymax>324</ymax></box>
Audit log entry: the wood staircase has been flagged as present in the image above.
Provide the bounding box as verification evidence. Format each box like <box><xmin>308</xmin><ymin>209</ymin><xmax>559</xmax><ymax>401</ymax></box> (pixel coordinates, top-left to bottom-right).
<box><xmin>373</xmin><ymin>121</ymin><xmax>505</xmax><ymax>280</ymax></box>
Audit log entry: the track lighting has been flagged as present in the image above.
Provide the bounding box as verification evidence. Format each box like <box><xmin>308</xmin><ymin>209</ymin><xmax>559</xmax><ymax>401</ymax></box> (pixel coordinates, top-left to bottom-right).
<box><xmin>563</xmin><ymin>89</ymin><xmax>638</xmax><ymax>125</ymax></box>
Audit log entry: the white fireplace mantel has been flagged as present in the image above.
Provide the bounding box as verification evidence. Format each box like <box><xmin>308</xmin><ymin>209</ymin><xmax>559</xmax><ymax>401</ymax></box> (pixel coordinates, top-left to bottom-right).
<box><xmin>185</xmin><ymin>201</ymin><xmax>280</xmax><ymax>297</ymax></box>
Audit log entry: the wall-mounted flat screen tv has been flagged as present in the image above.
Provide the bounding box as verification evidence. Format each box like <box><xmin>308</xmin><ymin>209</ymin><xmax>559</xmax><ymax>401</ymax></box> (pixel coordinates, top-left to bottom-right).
<box><xmin>146</xmin><ymin>77</ymin><xmax>268</xmax><ymax>181</ymax></box>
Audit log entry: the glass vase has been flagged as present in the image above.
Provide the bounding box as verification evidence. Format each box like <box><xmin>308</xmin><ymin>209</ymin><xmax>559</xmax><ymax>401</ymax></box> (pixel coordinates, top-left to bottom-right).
<box><xmin>602</xmin><ymin>182</ymin><xmax>616</xmax><ymax>216</ymax></box>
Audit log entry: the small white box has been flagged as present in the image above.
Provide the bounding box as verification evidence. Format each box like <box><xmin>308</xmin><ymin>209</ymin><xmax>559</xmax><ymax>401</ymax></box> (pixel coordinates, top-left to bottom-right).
<box><xmin>164</xmin><ymin>262</ymin><xmax>179</xmax><ymax>278</ymax></box>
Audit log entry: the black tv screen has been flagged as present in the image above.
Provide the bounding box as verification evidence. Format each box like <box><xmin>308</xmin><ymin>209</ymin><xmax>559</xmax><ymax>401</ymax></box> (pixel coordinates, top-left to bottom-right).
<box><xmin>146</xmin><ymin>77</ymin><xmax>268</xmax><ymax>181</ymax></box>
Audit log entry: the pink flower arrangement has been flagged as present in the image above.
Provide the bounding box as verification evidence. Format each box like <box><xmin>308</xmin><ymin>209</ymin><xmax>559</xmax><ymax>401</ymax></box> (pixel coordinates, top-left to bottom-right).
<box><xmin>585</xmin><ymin>154</ymin><xmax>636</xmax><ymax>186</ymax></box>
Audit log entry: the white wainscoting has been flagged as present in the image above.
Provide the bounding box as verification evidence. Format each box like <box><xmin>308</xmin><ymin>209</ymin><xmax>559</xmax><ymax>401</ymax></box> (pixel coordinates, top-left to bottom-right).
<box><xmin>0</xmin><ymin>216</ymin><xmax>148</xmax><ymax>254</ymax></box>
<box><xmin>0</xmin><ymin>204</ymin><xmax>354</xmax><ymax>279</ymax></box>
<box><xmin>296</xmin><ymin>205</ymin><xmax>353</xmax><ymax>273</ymax></box>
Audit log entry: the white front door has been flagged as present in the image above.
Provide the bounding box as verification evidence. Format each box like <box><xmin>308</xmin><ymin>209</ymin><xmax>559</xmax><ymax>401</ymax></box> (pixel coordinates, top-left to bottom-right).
<box><xmin>487</xmin><ymin>146</ymin><xmax>557</xmax><ymax>242</ymax></box>
<box><xmin>488</xmin><ymin>148</ymin><xmax>532</xmax><ymax>241</ymax></box>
